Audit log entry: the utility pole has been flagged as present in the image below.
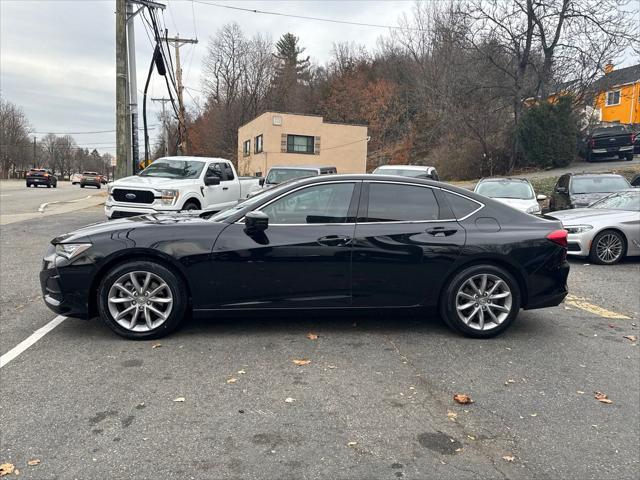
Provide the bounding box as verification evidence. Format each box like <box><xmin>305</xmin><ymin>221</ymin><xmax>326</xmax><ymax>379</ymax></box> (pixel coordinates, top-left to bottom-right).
<box><xmin>115</xmin><ymin>0</ymin><xmax>128</xmax><ymax>179</ymax></box>
<box><xmin>167</xmin><ymin>35</ymin><xmax>198</xmax><ymax>155</ymax></box>
<box><xmin>151</xmin><ymin>97</ymin><xmax>171</xmax><ymax>156</ymax></box>
<box><xmin>33</xmin><ymin>136</ymin><xmax>37</xmax><ymax>168</ymax></box>
<box><xmin>126</xmin><ymin>1</ymin><xmax>139</xmax><ymax>174</ymax></box>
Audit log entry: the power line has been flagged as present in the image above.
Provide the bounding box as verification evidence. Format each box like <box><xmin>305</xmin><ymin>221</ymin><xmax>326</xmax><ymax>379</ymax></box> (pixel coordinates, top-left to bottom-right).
<box><xmin>192</xmin><ymin>0</ymin><xmax>426</xmax><ymax>31</ymax></box>
<box><xmin>32</xmin><ymin>125</ymin><xmax>158</xmax><ymax>135</ymax></box>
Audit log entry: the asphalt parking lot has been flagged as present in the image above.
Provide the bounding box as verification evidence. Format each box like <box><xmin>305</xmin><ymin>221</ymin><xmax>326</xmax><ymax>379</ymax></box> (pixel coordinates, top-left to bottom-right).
<box><xmin>0</xmin><ymin>186</ymin><xmax>638</xmax><ymax>479</ymax></box>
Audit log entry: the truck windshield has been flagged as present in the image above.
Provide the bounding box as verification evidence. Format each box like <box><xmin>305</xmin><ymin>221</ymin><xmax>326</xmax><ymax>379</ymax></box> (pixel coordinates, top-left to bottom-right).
<box><xmin>266</xmin><ymin>168</ymin><xmax>316</xmax><ymax>185</ymax></box>
<box><xmin>139</xmin><ymin>159</ymin><xmax>205</xmax><ymax>179</ymax></box>
<box><xmin>476</xmin><ymin>181</ymin><xmax>534</xmax><ymax>199</ymax></box>
<box><xmin>570</xmin><ymin>176</ymin><xmax>629</xmax><ymax>194</ymax></box>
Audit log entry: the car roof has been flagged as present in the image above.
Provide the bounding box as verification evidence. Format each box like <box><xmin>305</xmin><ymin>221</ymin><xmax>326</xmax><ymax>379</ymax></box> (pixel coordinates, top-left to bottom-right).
<box><xmin>375</xmin><ymin>165</ymin><xmax>435</xmax><ymax>171</ymax></box>
<box><xmin>477</xmin><ymin>177</ymin><xmax>530</xmax><ymax>183</ymax></box>
<box><xmin>568</xmin><ymin>172</ymin><xmax>625</xmax><ymax>177</ymax></box>
<box><xmin>268</xmin><ymin>165</ymin><xmax>335</xmax><ymax>170</ymax></box>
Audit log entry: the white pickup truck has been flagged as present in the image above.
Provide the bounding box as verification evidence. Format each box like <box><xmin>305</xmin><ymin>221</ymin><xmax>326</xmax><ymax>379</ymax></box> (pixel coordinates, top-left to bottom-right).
<box><xmin>105</xmin><ymin>156</ymin><xmax>261</xmax><ymax>219</ymax></box>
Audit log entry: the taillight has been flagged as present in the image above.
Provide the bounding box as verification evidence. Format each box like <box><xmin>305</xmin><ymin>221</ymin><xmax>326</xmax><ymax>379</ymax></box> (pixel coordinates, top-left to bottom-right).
<box><xmin>632</xmin><ymin>134</ymin><xmax>636</xmax><ymax>144</ymax></box>
<box><xmin>547</xmin><ymin>229</ymin><xmax>568</xmax><ymax>248</ymax></box>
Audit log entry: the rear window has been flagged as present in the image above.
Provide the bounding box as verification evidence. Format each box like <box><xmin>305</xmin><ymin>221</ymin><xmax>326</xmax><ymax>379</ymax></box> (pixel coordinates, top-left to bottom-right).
<box><xmin>364</xmin><ymin>183</ymin><xmax>439</xmax><ymax>222</ymax></box>
<box><xmin>570</xmin><ymin>176</ymin><xmax>630</xmax><ymax>194</ymax></box>
<box><xmin>591</xmin><ymin>126</ymin><xmax>629</xmax><ymax>136</ymax></box>
<box><xmin>266</xmin><ymin>168</ymin><xmax>317</xmax><ymax>185</ymax></box>
<box><xmin>442</xmin><ymin>191</ymin><xmax>481</xmax><ymax>219</ymax></box>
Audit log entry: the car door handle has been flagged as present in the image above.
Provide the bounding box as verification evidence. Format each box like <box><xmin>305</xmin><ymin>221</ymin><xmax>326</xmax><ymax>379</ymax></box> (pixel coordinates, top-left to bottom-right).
<box><xmin>426</xmin><ymin>226</ymin><xmax>458</xmax><ymax>237</ymax></box>
<box><xmin>317</xmin><ymin>235</ymin><xmax>352</xmax><ymax>246</ymax></box>
<box><xmin>222</xmin><ymin>187</ymin><xmax>229</xmax><ymax>191</ymax></box>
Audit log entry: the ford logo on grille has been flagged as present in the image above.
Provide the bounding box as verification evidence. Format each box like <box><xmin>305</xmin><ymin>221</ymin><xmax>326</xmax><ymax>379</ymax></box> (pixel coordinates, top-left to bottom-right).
<box><xmin>125</xmin><ymin>193</ymin><xmax>137</xmax><ymax>200</ymax></box>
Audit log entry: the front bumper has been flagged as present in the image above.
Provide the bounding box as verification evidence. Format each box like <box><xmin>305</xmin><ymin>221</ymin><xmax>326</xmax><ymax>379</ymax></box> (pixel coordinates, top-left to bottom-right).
<box><xmin>565</xmin><ymin>230</ymin><xmax>593</xmax><ymax>256</ymax></box>
<box><xmin>105</xmin><ymin>200</ymin><xmax>180</xmax><ymax>219</ymax></box>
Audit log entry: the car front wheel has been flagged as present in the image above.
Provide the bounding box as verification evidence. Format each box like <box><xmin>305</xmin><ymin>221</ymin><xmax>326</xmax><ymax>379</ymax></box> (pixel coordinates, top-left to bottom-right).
<box><xmin>589</xmin><ymin>230</ymin><xmax>626</xmax><ymax>265</ymax></box>
<box><xmin>97</xmin><ymin>261</ymin><xmax>188</xmax><ymax>339</ymax></box>
<box><xmin>440</xmin><ymin>265</ymin><xmax>521</xmax><ymax>338</ymax></box>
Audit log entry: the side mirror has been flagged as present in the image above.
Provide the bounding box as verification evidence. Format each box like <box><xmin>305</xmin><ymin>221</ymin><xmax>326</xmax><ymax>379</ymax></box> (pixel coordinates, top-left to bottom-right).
<box><xmin>244</xmin><ymin>211</ymin><xmax>269</xmax><ymax>234</ymax></box>
<box><xmin>536</xmin><ymin>194</ymin><xmax>547</xmax><ymax>201</ymax></box>
<box><xmin>259</xmin><ymin>178</ymin><xmax>265</xmax><ymax>187</ymax></box>
<box><xmin>204</xmin><ymin>176</ymin><xmax>220</xmax><ymax>186</ymax></box>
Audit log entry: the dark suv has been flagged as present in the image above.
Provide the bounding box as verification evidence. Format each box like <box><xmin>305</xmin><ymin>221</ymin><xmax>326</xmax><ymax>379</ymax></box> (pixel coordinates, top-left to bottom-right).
<box><xmin>80</xmin><ymin>171</ymin><xmax>102</xmax><ymax>189</ymax></box>
<box><xmin>549</xmin><ymin>173</ymin><xmax>631</xmax><ymax>211</ymax></box>
<box><xmin>26</xmin><ymin>169</ymin><xmax>57</xmax><ymax>188</ymax></box>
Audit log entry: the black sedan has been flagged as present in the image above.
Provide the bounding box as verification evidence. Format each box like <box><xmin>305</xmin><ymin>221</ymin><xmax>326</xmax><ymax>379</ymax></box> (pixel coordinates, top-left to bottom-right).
<box><xmin>41</xmin><ymin>175</ymin><xmax>570</xmax><ymax>339</ymax></box>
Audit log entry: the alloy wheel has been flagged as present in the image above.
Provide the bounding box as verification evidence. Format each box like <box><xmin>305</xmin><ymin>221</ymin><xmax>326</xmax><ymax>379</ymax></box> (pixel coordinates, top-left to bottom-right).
<box><xmin>595</xmin><ymin>233</ymin><xmax>623</xmax><ymax>263</ymax></box>
<box><xmin>107</xmin><ymin>271</ymin><xmax>174</xmax><ymax>332</ymax></box>
<box><xmin>455</xmin><ymin>273</ymin><xmax>512</xmax><ymax>331</ymax></box>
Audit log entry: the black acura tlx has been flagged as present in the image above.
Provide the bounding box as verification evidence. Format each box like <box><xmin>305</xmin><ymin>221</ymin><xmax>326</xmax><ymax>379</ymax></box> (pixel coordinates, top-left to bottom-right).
<box><xmin>40</xmin><ymin>175</ymin><xmax>569</xmax><ymax>340</ymax></box>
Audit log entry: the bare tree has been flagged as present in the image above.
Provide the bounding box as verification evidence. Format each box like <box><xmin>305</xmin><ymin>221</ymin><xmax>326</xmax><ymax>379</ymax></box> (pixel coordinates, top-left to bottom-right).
<box><xmin>0</xmin><ymin>98</ymin><xmax>32</xmax><ymax>178</ymax></box>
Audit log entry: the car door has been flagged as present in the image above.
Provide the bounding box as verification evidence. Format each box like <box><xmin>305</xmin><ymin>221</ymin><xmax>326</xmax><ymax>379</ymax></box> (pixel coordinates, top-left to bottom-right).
<box><xmin>351</xmin><ymin>181</ymin><xmax>466</xmax><ymax>307</ymax></box>
<box><xmin>203</xmin><ymin>162</ymin><xmax>237</xmax><ymax>211</ymax></box>
<box><xmin>211</xmin><ymin>181</ymin><xmax>361</xmax><ymax>309</ymax></box>
<box><xmin>551</xmin><ymin>175</ymin><xmax>569</xmax><ymax>211</ymax></box>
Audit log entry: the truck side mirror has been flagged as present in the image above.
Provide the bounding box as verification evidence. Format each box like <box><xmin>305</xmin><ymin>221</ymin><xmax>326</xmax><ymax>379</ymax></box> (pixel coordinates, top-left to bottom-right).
<box><xmin>204</xmin><ymin>176</ymin><xmax>220</xmax><ymax>186</ymax></box>
<box><xmin>244</xmin><ymin>211</ymin><xmax>269</xmax><ymax>234</ymax></box>
<box><xmin>259</xmin><ymin>178</ymin><xmax>265</xmax><ymax>187</ymax></box>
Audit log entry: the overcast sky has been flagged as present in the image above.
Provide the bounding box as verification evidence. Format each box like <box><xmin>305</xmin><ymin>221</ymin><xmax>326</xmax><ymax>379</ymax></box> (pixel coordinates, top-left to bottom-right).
<box><xmin>0</xmin><ymin>0</ymin><xmax>417</xmax><ymax>153</ymax></box>
<box><xmin>1</xmin><ymin>0</ymin><xmax>637</xmax><ymax>155</ymax></box>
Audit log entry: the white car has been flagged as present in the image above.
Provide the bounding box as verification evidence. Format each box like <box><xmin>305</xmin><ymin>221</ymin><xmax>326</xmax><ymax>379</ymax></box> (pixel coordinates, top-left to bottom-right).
<box><xmin>474</xmin><ymin>177</ymin><xmax>546</xmax><ymax>214</ymax></box>
<box><xmin>105</xmin><ymin>156</ymin><xmax>261</xmax><ymax>219</ymax></box>
<box><xmin>372</xmin><ymin>164</ymin><xmax>440</xmax><ymax>180</ymax></box>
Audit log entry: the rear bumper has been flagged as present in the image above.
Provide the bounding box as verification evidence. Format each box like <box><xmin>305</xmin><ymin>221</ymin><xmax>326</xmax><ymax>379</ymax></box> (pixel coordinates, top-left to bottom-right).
<box><xmin>590</xmin><ymin>146</ymin><xmax>633</xmax><ymax>156</ymax></box>
<box><xmin>524</xmin><ymin>255</ymin><xmax>570</xmax><ymax>310</ymax></box>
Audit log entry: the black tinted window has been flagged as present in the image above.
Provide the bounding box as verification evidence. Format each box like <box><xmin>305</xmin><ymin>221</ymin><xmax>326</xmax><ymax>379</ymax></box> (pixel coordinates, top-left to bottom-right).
<box><xmin>365</xmin><ymin>183</ymin><xmax>439</xmax><ymax>222</ymax></box>
<box><xmin>222</xmin><ymin>163</ymin><xmax>235</xmax><ymax>180</ymax></box>
<box><xmin>207</xmin><ymin>163</ymin><xmax>223</xmax><ymax>179</ymax></box>
<box><xmin>442</xmin><ymin>191</ymin><xmax>480</xmax><ymax>219</ymax></box>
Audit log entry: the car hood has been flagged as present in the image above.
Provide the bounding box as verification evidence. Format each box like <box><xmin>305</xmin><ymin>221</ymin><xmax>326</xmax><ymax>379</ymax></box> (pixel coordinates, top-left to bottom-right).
<box><xmin>548</xmin><ymin>208</ymin><xmax>635</xmax><ymax>225</ymax></box>
<box><xmin>490</xmin><ymin>197</ymin><xmax>538</xmax><ymax>212</ymax></box>
<box><xmin>52</xmin><ymin>212</ymin><xmax>217</xmax><ymax>244</ymax></box>
<box><xmin>569</xmin><ymin>192</ymin><xmax>614</xmax><ymax>205</ymax></box>
<box><xmin>109</xmin><ymin>175</ymin><xmax>198</xmax><ymax>189</ymax></box>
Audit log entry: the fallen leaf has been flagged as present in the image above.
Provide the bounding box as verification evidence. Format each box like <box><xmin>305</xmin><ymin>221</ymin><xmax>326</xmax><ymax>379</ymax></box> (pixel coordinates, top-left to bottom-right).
<box><xmin>623</xmin><ymin>335</ymin><xmax>638</xmax><ymax>342</ymax></box>
<box><xmin>347</xmin><ymin>441</ymin><xmax>357</xmax><ymax>447</ymax></box>
<box><xmin>173</xmin><ymin>397</ymin><xmax>185</xmax><ymax>402</ymax></box>
<box><xmin>447</xmin><ymin>410</ymin><xmax>458</xmax><ymax>421</ymax></box>
<box><xmin>455</xmin><ymin>447</ymin><xmax>463</xmax><ymax>452</ymax></box>
<box><xmin>453</xmin><ymin>393</ymin><xmax>474</xmax><ymax>405</ymax></box>
<box><xmin>151</xmin><ymin>343</ymin><xmax>162</xmax><ymax>349</ymax></box>
<box><xmin>530</xmin><ymin>413</ymin><xmax>538</xmax><ymax>417</ymax></box>
<box><xmin>284</xmin><ymin>397</ymin><xmax>295</xmax><ymax>403</ymax></box>
<box><xmin>26</xmin><ymin>459</ymin><xmax>40</xmax><ymax>466</ymax></box>
<box><xmin>292</xmin><ymin>359</ymin><xmax>311</xmax><ymax>366</ymax></box>
<box><xmin>504</xmin><ymin>379</ymin><xmax>516</xmax><ymax>385</ymax></box>
<box><xmin>0</xmin><ymin>463</ymin><xmax>15</xmax><ymax>476</ymax></box>
<box><xmin>226</xmin><ymin>378</ymin><xmax>238</xmax><ymax>384</ymax></box>
<box><xmin>577</xmin><ymin>390</ymin><xmax>585</xmax><ymax>394</ymax></box>
<box><xmin>502</xmin><ymin>455</ymin><xmax>515</xmax><ymax>462</ymax></box>
<box><xmin>237</xmin><ymin>369</ymin><xmax>246</xmax><ymax>374</ymax></box>
<box><xmin>594</xmin><ymin>391</ymin><xmax>613</xmax><ymax>404</ymax></box>
<box><xmin>608</xmin><ymin>324</ymin><xmax>616</xmax><ymax>328</ymax></box>
<box><xmin>14</xmin><ymin>469</ymin><xmax>19</xmax><ymax>476</ymax></box>
<box><xmin>327</xmin><ymin>365</ymin><xmax>337</xmax><ymax>369</ymax></box>
<box><xmin>306</xmin><ymin>332</ymin><xmax>319</xmax><ymax>340</ymax></box>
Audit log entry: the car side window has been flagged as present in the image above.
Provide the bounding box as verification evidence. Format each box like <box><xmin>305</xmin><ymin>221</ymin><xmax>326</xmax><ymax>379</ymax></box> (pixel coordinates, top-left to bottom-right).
<box><xmin>261</xmin><ymin>183</ymin><xmax>356</xmax><ymax>224</ymax></box>
<box><xmin>441</xmin><ymin>191</ymin><xmax>480</xmax><ymax>219</ymax></box>
<box><xmin>207</xmin><ymin>163</ymin><xmax>223</xmax><ymax>180</ymax></box>
<box><xmin>222</xmin><ymin>163</ymin><xmax>235</xmax><ymax>181</ymax></box>
<box><xmin>364</xmin><ymin>183</ymin><xmax>439</xmax><ymax>222</ymax></box>
<box><xmin>557</xmin><ymin>175</ymin><xmax>569</xmax><ymax>191</ymax></box>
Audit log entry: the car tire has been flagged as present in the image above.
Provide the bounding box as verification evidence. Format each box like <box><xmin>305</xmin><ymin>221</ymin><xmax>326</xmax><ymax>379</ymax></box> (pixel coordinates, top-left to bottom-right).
<box><xmin>589</xmin><ymin>230</ymin><xmax>626</xmax><ymax>265</ymax></box>
<box><xmin>625</xmin><ymin>153</ymin><xmax>633</xmax><ymax>161</ymax></box>
<box><xmin>80</xmin><ymin>184</ymin><xmax>85</xmax><ymax>188</ymax></box>
<box><xmin>47</xmin><ymin>184</ymin><xmax>51</xmax><ymax>188</ymax></box>
<box><xmin>97</xmin><ymin>184</ymin><xmax>101</xmax><ymax>189</ymax></box>
<box><xmin>440</xmin><ymin>264</ymin><xmax>521</xmax><ymax>338</ymax></box>
<box><xmin>182</xmin><ymin>201</ymin><xmax>200</xmax><ymax>211</ymax></box>
<box><xmin>97</xmin><ymin>260</ymin><xmax>188</xmax><ymax>340</ymax></box>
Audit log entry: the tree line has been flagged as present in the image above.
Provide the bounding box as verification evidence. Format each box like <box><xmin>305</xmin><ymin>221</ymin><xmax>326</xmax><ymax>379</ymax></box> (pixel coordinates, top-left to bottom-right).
<box><xmin>0</xmin><ymin>98</ymin><xmax>113</xmax><ymax>179</ymax></box>
<box><xmin>179</xmin><ymin>0</ymin><xmax>637</xmax><ymax>180</ymax></box>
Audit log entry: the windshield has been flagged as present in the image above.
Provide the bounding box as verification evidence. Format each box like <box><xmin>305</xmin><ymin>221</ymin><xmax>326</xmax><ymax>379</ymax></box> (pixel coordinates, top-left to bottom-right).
<box><xmin>265</xmin><ymin>168</ymin><xmax>317</xmax><ymax>185</ymax></box>
<box><xmin>570</xmin><ymin>176</ymin><xmax>629</xmax><ymax>194</ymax></box>
<box><xmin>139</xmin><ymin>159</ymin><xmax>205</xmax><ymax>179</ymax></box>
<box><xmin>475</xmin><ymin>181</ymin><xmax>534</xmax><ymax>199</ymax></box>
<box><xmin>207</xmin><ymin>182</ymin><xmax>294</xmax><ymax>221</ymax></box>
<box><xmin>591</xmin><ymin>191</ymin><xmax>640</xmax><ymax>211</ymax></box>
<box><xmin>373</xmin><ymin>168</ymin><xmax>430</xmax><ymax>178</ymax></box>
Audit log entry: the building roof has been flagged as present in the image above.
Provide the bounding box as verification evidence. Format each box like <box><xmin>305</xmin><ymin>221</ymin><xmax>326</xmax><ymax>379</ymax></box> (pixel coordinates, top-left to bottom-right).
<box><xmin>595</xmin><ymin>64</ymin><xmax>640</xmax><ymax>89</ymax></box>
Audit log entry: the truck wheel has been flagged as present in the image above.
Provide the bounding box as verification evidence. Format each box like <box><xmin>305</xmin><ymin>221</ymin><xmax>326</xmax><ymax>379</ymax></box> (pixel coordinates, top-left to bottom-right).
<box><xmin>182</xmin><ymin>201</ymin><xmax>200</xmax><ymax>211</ymax></box>
<box><xmin>625</xmin><ymin>153</ymin><xmax>634</xmax><ymax>161</ymax></box>
<box><xmin>80</xmin><ymin>184</ymin><xmax>85</xmax><ymax>188</ymax></box>
<box><xmin>585</xmin><ymin>152</ymin><xmax>593</xmax><ymax>163</ymax></box>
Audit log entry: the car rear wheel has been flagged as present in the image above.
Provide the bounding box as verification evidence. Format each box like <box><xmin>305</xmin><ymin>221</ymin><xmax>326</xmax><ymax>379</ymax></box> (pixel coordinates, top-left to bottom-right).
<box><xmin>440</xmin><ymin>265</ymin><xmax>521</xmax><ymax>338</ymax></box>
<box><xmin>97</xmin><ymin>261</ymin><xmax>188</xmax><ymax>339</ymax></box>
<box><xmin>589</xmin><ymin>230</ymin><xmax>626</xmax><ymax>265</ymax></box>
<box><xmin>625</xmin><ymin>153</ymin><xmax>634</xmax><ymax>161</ymax></box>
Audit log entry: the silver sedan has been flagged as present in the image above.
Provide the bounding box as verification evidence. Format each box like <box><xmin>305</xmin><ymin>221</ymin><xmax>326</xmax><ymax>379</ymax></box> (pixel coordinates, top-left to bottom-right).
<box><xmin>548</xmin><ymin>189</ymin><xmax>640</xmax><ymax>265</ymax></box>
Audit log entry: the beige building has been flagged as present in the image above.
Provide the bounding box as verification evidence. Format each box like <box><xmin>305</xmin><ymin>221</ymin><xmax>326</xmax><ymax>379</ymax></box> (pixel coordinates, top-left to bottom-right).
<box><xmin>237</xmin><ymin>112</ymin><xmax>368</xmax><ymax>176</ymax></box>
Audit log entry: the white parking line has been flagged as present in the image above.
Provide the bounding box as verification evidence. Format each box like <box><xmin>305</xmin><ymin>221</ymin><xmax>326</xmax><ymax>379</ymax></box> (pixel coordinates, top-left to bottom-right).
<box><xmin>0</xmin><ymin>315</ymin><xmax>67</xmax><ymax>368</ymax></box>
<box><xmin>38</xmin><ymin>195</ymin><xmax>97</xmax><ymax>213</ymax></box>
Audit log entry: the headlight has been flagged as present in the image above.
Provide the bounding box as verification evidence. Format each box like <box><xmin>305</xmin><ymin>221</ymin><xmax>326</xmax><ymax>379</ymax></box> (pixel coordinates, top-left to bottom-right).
<box><xmin>55</xmin><ymin>243</ymin><xmax>92</xmax><ymax>259</ymax></box>
<box><xmin>526</xmin><ymin>205</ymin><xmax>541</xmax><ymax>214</ymax></box>
<box><xmin>564</xmin><ymin>225</ymin><xmax>593</xmax><ymax>234</ymax></box>
<box><xmin>160</xmin><ymin>189</ymin><xmax>179</xmax><ymax>205</ymax></box>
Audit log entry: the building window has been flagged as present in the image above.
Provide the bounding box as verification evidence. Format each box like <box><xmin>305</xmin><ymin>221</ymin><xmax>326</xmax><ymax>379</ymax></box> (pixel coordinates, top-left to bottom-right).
<box><xmin>255</xmin><ymin>134</ymin><xmax>263</xmax><ymax>153</ymax></box>
<box><xmin>286</xmin><ymin>134</ymin><xmax>314</xmax><ymax>154</ymax></box>
<box><xmin>243</xmin><ymin>139</ymin><xmax>251</xmax><ymax>156</ymax></box>
<box><xmin>605</xmin><ymin>90</ymin><xmax>620</xmax><ymax>106</ymax></box>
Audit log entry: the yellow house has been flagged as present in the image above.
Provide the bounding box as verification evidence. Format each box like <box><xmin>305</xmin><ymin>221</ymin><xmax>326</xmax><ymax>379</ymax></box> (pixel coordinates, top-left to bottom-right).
<box><xmin>593</xmin><ymin>63</ymin><xmax>640</xmax><ymax>126</ymax></box>
<box><xmin>237</xmin><ymin>112</ymin><xmax>368</xmax><ymax>177</ymax></box>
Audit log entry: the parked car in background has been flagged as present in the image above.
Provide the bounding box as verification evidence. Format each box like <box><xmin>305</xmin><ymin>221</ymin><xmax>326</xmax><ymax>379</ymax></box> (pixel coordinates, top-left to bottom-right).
<box><xmin>372</xmin><ymin>165</ymin><xmax>439</xmax><ymax>180</ymax></box>
<box><xmin>105</xmin><ymin>156</ymin><xmax>261</xmax><ymax>219</ymax></box>
<box><xmin>474</xmin><ymin>178</ymin><xmax>545</xmax><ymax>214</ymax></box>
<box><xmin>70</xmin><ymin>173</ymin><xmax>82</xmax><ymax>185</ymax></box>
<box><xmin>580</xmin><ymin>125</ymin><xmax>635</xmax><ymax>162</ymax></box>
<box><xmin>549</xmin><ymin>189</ymin><xmax>640</xmax><ymax>264</ymax></box>
<box><xmin>80</xmin><ymin>171</ymin><xmax>102</xmax><ymax>189</ymax></box>
<box><xmin>548</xmin><ymin>173</ymin><xmax>631</xmax><ymax>211</ymax></box>
<box><xmin>261</xmin><ymin>166</ymin><xmax>337</xmax><ymax>187</ymax></box>
<box><xmin>42</xmin><ymin>174</ymin><xmax>570</xmax><ymax>340</ymax></box>
<box><xmin>26</xmin><ymin>168</ymin><xmax>57</xmax><ymax>188</ymax></box>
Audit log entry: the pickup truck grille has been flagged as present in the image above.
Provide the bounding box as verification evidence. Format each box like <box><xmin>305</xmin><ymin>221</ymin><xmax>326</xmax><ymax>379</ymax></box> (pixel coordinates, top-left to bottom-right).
<box><xmin>112</xmin><ymin>188</ymin><xmax>155</xmax><ymax>204</ymax></box>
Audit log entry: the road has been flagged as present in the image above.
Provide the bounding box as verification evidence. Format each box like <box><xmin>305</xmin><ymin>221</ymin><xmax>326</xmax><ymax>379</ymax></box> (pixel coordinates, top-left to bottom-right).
<box><xmin>0</xmin><ymin>199</ymin><xmax>638</xmax><ymax>479</ymax></box>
